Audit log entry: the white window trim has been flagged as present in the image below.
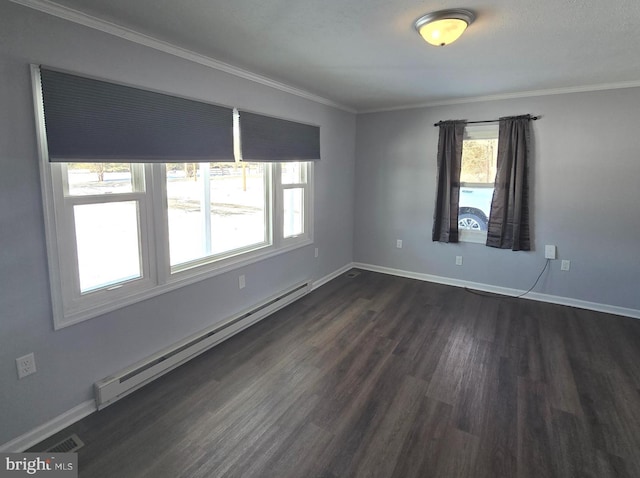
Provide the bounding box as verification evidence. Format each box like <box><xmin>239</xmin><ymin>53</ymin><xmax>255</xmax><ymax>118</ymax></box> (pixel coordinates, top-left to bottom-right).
<box><xmin>40</xmin><ymin>162</ymin><xmax>313</xmax><ymax>329</ymax></box>
<box><xmin>31</xmin><ymin>65</ymin><xmax>314</xmax><ymax>329</ymax></box>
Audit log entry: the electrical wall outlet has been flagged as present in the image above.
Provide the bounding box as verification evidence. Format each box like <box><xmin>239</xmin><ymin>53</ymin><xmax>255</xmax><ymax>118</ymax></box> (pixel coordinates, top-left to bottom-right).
<box><xmin>239</xmin><ymin>274</ymin><xmax>246</xmax><ymax>289</ymax></box>
<box><xmin>561</xmin><ymin>260</ymin><xmax>571</xmax><ymax>271</ymax></box>
<box><xmin>455</xmin><ymin>255</ymin><xmax>463</xmax><ymax>266</ymax></box>
<box><xmin>314</xmin><ymin>247</ymin><xmax>319</xmax><ymax>258</ymax></box>
<box><xmin>16</xmin><ymin>353</ymin><xmax>36</xmax><ymax>379</ymax></box>
<box><xmin>396</xmin><ymin>239</ymin><xmax>403</xmax><ymax>249</ymax></box>
<box><xmin>545</xmin><ymin>245</ymin><xmax>557</xmax><ymax>259</ymax></box>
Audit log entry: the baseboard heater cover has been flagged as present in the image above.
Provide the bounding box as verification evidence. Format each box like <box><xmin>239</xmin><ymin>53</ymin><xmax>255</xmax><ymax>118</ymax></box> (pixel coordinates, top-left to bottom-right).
<box><xmin>95</xmin><ymin>281</ymin><xmax>310</xmax><ymax>410</ymax></box>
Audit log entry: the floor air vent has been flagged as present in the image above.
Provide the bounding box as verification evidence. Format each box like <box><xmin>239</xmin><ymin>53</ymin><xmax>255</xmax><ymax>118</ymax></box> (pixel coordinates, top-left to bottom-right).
<box><xmin>46</xmin><ymin>434</ymin><xmax>84</xmax><ymax>453</ymax></box>
<box><xmin>345</xmin><ymin>270</ymin><xmax>361</xmax><ymax>278</ymax></box>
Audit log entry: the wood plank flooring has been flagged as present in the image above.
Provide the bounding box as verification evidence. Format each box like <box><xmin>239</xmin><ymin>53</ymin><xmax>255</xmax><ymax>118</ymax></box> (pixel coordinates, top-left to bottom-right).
<box><xmin>32</xmin><ymin>270</ymin><xmax>640</xmax><ymax>477</ymax></box>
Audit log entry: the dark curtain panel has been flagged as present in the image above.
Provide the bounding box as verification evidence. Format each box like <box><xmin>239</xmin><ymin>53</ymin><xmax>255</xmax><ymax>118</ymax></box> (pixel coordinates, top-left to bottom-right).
<box><xmin>432</xmin><ymin>120</ymin><xmax>465</xmax><ymax>242</ymax></box>
<box><xmin>486</xmin><ymin>115</ymin><xmax>532</xmax><ymax>250</ymax></box>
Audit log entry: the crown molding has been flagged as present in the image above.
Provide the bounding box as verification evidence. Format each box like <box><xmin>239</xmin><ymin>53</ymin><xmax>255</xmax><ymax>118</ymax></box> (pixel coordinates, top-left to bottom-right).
<box><xmin>359</xmin><ymin>80</ymin><xmax>640</xmax><ymax>114</ymax></box>
<box><xmin>11</xmin><ymin>0</ymin><xmax>640</xmax><ymax>116</ymax></box>
<box><xmin>9</xmin><ymin>0</ymin><xmax>357</xmax><ymax>113</ymax></box>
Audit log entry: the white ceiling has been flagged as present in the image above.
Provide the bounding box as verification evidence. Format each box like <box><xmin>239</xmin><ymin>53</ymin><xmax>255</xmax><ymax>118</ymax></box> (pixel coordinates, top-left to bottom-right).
<box><xmin>17</xmin><ymin>0</ymin><xmax>640</xmax><ymax>112</ymax></box>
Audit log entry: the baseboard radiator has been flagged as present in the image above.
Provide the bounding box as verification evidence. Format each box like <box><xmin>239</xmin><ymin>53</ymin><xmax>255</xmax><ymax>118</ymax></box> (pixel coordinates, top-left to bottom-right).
<box><xmin>95</xmin><ymin>281</ymin><xmax>310</xmax><ymax>410</ymax></box>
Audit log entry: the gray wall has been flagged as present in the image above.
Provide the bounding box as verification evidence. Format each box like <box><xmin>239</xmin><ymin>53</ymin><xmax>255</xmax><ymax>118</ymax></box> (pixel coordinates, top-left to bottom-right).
<box><xmin>0</xmin><ymin>2</ymin><xmax>355</xmax><ymax>445</ymax></box>
<box><xmin>355</xmin><ymin>90</ymin><xmax>640</xmax><ymax>311</ymax></box>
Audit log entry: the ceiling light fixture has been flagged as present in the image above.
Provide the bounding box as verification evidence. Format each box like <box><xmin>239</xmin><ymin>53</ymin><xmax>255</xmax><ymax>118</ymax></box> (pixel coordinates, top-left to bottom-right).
<box><xmin>414</xmin><ymin>9</ymin><xmax>475</xmax><ymax>47</ymax></box>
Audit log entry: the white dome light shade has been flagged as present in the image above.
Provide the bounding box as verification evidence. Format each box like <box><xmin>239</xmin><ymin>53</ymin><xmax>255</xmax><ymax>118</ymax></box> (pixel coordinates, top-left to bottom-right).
<box><xmin>414</xmin><ymin>9</ymin><xmax>475</xmax><ymax>47</ymax></box>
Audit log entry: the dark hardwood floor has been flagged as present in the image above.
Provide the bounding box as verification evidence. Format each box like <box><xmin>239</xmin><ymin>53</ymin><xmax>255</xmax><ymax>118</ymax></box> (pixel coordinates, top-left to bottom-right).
<box><xmin>33</xmin><ymin>270</ymin><xmax>640</xmax><ymax>477</ymax></box>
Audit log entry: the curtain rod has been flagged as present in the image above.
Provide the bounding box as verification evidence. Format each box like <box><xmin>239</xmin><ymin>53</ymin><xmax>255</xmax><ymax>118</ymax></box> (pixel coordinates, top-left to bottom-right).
<box><xmin>433</xmin><ymin>116</ymin><xmax>539</xmax><ymax>127</ymax></box>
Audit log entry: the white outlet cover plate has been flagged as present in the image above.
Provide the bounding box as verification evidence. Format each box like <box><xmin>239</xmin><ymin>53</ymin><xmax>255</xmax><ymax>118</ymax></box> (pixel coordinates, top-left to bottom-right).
<box><xmin>16</xmin><ymin>352</ymin><xmax>36</xmax><ymax>379</ymax></box>
<box><xmin>545</xmin><ymin>245</ymin><xmax>557</xmax><ymax>259</ymax></box>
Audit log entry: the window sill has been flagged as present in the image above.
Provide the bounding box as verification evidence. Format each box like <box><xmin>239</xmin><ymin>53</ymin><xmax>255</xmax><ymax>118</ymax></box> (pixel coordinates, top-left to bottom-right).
<box><xmin>459</xmin><ymin>230</ymin><xmax>487</xmax><ymax>244</ymax></box>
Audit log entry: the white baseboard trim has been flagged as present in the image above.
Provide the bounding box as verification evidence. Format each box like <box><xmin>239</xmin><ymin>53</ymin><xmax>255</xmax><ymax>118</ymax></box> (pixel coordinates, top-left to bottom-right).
<box><xmin>311</xmin><ymin>263</ymin><xmax>355</xmax><ymax>290</ymax></box>
<box><xmin>353</xmin><ymin>262</ymin><xmax>640</xmax><ymax>320</ymax></box>
<box><xmin>0</xmin><ymin>399</ymin><xmax>96</xmax><ymax>453</ymax></box>
<box><xmin>521</xmin><ymin>291</ymin><xmax>640</xmax><ymax>319</ymax></box>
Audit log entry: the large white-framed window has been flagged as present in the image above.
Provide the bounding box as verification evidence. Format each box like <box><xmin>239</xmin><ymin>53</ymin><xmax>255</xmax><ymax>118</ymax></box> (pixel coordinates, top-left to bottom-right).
<box><xmin>458</xmin><ymin>124</ymin><xmax>498</xmax><ymax>243</ymax></box>
<box><xmin>32</xmin><ymin>65</ymin><xmax>316</xmax><ymax>328</ymax></box>
<box><xmin>40</xmin><ymin>160</ymin><xmax>312</xmax><ymax>328</ymax></box>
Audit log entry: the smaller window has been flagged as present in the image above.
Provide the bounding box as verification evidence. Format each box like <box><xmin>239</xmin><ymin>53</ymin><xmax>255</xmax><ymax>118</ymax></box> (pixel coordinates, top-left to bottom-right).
<box><xmin>458</xmin><ymin>125</ymin><xmax>498</xmax><ymax>243</ymax></box>
<box><xmin>280</xmin><ymin>163</ymin><xmax>309</xmax><ymax>240</ymax></box>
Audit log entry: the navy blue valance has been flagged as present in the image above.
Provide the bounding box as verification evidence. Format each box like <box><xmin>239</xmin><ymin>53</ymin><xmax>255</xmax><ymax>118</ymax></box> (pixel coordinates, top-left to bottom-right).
<box><xmin>237</xmin><ymin>110</ymin><xmax>320</xmax><ymax>162</ymax></box>
<box><xmin>39</xmin><ymin>68</ymin><xmax>235</xmax><ymax>162</ymax></box>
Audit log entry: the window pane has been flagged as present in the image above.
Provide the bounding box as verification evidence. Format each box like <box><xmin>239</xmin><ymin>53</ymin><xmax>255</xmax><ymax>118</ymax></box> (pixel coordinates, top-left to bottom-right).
<box><xmin>281</xmin><ymin>162</ymin><xmax>306</xmax><ymax>184</ymax></box>
<box><xmin>283</xmin><ymin>188</ymin><xmax>304</xmax><ymax>238</ymax></box>
<box><xmin>67</xmin><ymin>163</ymin><xmax>134</xmax><ymax>195</ymax></box>
<box><xmin>166</xmin><ymin>162</ymin><xmax>267</xmax><ymax>267</ymax></box>
<box><xmin>74</xmin><ymin>201</ymin><xmax>141</xmax><ymax>292</ymax></box>
<box><xmin>458</xmin><ymin>137</ymin><xmax>498</xmax><ymax>232</ymax></box>
<box><xmin>166</xmin><ymin>163</ymin><xmax>205</xmax><ymax>265</ymax></box>
<box><xmin>460</xmin><ymin>139</ymin><xmax>497</xmax><ymax>184</ymax></box>
<box><xmin>211</xmin><ymin>163</ymin><xmax>266</xmax><ymax>254</ymax></box>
